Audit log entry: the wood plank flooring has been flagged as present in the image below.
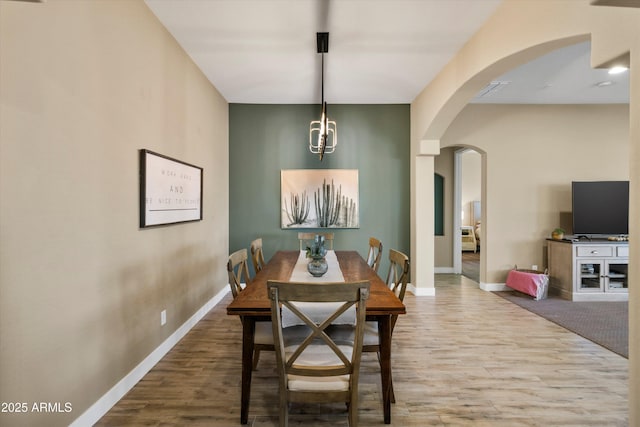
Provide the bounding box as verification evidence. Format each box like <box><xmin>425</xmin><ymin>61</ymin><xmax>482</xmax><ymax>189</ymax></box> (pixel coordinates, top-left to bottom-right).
<box><xmin>97</xmin><ymin>275</ymin><xmax>628</xmax><ymax>426</ymax></box>
<box><xmin>462</xmin><ymin>251</ymin><xmax>480</xmax><ymax>283</ymax></box>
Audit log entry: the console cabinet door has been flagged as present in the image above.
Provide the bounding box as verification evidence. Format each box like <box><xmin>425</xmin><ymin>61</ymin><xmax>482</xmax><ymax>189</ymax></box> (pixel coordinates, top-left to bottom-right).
<box><xmin>575</xmin><ymin>259</ymin><xmax>604</xmax><ymax>292</ymax></box>
<box><xmin>604</xmin><ymin>261</ymin><xmax>628</xmax><ymax>292</ymax></box>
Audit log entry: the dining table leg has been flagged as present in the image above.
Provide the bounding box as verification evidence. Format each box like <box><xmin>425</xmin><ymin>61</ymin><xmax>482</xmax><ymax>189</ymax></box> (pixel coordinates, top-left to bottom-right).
<box><xmin>240</xmin><ymin>316</ymin><xmax>255</xmax><ymax>425</ymax></box>
<box><xmin>378</xmin><ymin>314</ymin><xmax>392</xmax><ymax>424</ymax></box>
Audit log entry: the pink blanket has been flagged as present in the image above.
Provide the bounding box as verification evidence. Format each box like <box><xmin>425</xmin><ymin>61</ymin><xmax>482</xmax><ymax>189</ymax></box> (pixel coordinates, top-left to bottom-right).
<box><xmin>505</xmin><ymin>269</ymin><xmax>548</xmax><ymax>300</ymax></box>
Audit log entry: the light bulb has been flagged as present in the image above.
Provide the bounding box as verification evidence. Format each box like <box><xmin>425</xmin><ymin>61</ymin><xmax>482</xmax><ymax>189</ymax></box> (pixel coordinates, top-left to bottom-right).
<box><xmin>608</xmin><ymin>66</ymin><xmax>628</xmax><ymax>75</ymax></box>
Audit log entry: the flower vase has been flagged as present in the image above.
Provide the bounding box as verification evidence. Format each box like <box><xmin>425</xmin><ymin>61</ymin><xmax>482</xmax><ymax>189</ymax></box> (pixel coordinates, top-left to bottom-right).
<box><xmin>307</xmin><ymin>256</ymin><xmax>328</xmax><ymax>277</ymax></box>
<box><xmin>306</xmin><ymin>234</ymin><xmax>328</xmax><ymax>277</ymax></box>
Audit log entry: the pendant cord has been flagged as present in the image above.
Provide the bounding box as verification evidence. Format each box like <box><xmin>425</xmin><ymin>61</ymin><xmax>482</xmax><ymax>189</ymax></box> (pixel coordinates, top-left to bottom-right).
<box><xmin>321</xmin><ymin>52</ymin><xmax>324</xmax><ymax>105</ymax></box>
<box><xmin>313</xmin><ymin>32</ymin><xmax>333</xmax><ymax>161</ymax></box>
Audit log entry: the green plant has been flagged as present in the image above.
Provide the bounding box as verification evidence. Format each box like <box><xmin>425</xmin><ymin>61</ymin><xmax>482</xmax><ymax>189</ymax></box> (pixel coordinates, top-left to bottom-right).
<box><xmin>553</xmin><ymin>227</ymin><xmax>566</xmax><ymax>234</ymax></box>
<box><xmin>305</xmin><ymin>235</ymin><xmax>327</xmax><ymax>259</ymax></box>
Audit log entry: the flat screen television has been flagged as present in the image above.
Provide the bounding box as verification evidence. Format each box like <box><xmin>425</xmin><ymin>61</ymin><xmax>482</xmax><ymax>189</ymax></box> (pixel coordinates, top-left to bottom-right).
<box><xmin>572</xmin><ymin>181</ymin><xmax>629</xmax><ymax>236</ymax></box>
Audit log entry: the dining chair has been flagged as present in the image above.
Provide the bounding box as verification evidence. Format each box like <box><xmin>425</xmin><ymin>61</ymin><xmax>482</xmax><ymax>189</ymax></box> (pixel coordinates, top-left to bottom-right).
<box><xmin>227</xmin><ymin>248</ymin><xmax>274</xmax><ymax>370</ymax></box>
<box><xmin>250</xmin><ymin>237</ymin><xmax>266</xmax><ymax>274</ymax></box>
<box><xmin>227</xmin><ymin>248</ymin><xmax>251</xmax><ymax>299</ymax></box>
<box><xmin>298</xmin><ymin>232</ymin><xmax>334</xmax><ymax>250</ymax></box>
<box><xmin>363</xmin><ymin>248</ymin><xmax>409</xmax><ymax>403</ymax></box>
<box><xmin>366</xmin><ymin>237</ymin><xmax>383</xmax><ymax>273</ymax></box>
<box><xmin>268</xmin><ymin>280</ymin><xmax>370</xmax><ymax>427</ymax></box>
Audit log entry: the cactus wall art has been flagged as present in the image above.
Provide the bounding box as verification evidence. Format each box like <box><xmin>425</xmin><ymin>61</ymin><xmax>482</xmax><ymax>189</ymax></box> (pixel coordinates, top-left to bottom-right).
<box><xmin>281</xmin><ymin>169</ymin><xmax>359</xmax><ymax>228</ymax></box>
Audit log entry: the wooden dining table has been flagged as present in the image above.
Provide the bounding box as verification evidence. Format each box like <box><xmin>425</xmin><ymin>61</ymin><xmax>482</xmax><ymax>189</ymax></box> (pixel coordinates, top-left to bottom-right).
<box><xmin>226</xmin><ymin>250</ymin><xmax>406</xmax><ymax>424</ymax></box>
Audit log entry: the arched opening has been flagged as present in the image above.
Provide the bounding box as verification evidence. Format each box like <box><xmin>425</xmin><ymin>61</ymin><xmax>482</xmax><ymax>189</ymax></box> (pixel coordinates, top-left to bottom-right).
<box><xmin>410</xmin><ymin>2</ymin><xmax>639</xmax><ymax>419</ymax></box>
<box><xmin>455</xmin><ymin>147</ymin><xmax>483</xmax><ymax>283</ymax></box>
<box><xmin>432</xmin><ymin>41</ymin><xmax>629</xmax><ymax>293</ymax></box>
<box><xmin>413</xmin><ymin>35</ymin><xmax>593</xmax><ymax>293</ymax></box>
<box><xmin>433</xmin><ymin>145</ymin><xmax>486</xmax><ymax>282</ymax></box>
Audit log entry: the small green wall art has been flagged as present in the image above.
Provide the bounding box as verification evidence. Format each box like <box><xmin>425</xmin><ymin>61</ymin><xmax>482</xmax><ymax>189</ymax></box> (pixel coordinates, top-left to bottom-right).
<box><xmin>281</xmin><ymin>169</ymin><xmax>359</xmax><ymax>229</ymax></box>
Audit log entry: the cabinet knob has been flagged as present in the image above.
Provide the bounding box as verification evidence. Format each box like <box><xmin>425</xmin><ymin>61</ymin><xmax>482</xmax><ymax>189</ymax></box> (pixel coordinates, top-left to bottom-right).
<box><xmin>590</xmin><ymin>250</ymin><xmax>598</xmax><ymax>254</ymax></box>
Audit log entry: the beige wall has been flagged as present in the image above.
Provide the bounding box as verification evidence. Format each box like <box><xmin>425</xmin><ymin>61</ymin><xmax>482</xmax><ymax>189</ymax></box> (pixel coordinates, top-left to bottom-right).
<box><xmin>629</xmin><ymin>34</ymin><xmax>640</xmax><ymax>427</ymax></box>
<box><xmin>0</xmin><ymin>1</ymin><xmax>229</xmax><ymax>425</ymax></box>
<box><xmin>436</xmin><ymin>104</ymin><xmax>629</xmax><ymax>277</ymax></box>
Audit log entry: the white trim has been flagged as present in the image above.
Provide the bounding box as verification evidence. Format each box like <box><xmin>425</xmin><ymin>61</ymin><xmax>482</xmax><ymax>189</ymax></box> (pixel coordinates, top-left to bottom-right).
<box><xmin>479</xmin><ymin>282</ymin><xmax>509</xmax><ymax>292</ymax></box>
<box><xmin>435</xmin><ymin>267</ymin><xmax>455</xmax><ymax>274</ymax></box>
<box><xmin>69</xmin><ymin>287</ymin><xmax>230</xmax><ymax>427</ymax></box>
<box><xmin>453</xmin><ymin>149</ymin><xmax>464</xmax><ymax>274</ymax></box>
<box><xmin>409</xmin><ymin>283</ymin><xmax>436</xmax><ymax>296</ymax></box>
<box><xmin>419</xmin><ymin>139</ymin><xmax>441</xmax><ymax>156</ymax></box>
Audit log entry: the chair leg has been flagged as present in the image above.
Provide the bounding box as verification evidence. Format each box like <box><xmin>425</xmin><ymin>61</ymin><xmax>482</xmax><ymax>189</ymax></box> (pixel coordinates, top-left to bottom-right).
<box><xmin>252</xmin><ymin>349</ymin><xmax>260</xmax><ymax>370</ymax></box>
<box><xmin>280</xmin><ymin>388</ymin><xmax>288</xmax><ymax>427</ymax></box>
<box><xmin>349</xmin><ymin>394</ymin><xmax>358</xmax><ymax>426</ymax></box>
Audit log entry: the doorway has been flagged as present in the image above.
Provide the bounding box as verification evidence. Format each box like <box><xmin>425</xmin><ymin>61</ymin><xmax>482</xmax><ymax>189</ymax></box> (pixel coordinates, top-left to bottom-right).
<box><xmin>454</xmin><ymin>148</ymin><xmax>482</xmax><ymax>282</ymax></box>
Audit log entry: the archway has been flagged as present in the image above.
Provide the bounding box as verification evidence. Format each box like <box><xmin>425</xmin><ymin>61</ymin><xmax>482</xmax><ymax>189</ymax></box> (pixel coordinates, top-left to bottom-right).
<box><xmin>454</xmin><ymin>147</ymin><xmax>483</xmax><ymax>282</ymax></box>
<box><xmin>409</xmin><ymin>1</ymin><xmax>638</xmax><ymax>422</ymax></box>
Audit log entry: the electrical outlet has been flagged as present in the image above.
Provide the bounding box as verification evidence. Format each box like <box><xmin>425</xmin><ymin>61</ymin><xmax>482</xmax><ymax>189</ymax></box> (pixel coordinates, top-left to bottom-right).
<box><xmin>531</xmin><ymin>265</ymin><xmax>538</xmax><ymax>271</ymax></box>
<box><xmin>161</xmin><ymin>309</ymin><xmax>167</xmax><ymax>326</ymax></box>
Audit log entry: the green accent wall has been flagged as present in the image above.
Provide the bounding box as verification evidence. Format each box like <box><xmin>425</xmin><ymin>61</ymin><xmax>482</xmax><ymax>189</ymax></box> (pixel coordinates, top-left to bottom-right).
<box><xmin>229</xmin><ymin>104</ymin><xmax>410</xmax><ymax>275</ymax></box>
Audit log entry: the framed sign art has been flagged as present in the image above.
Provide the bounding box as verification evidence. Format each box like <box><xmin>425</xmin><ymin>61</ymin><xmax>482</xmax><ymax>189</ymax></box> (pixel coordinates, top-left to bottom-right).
<box><xmin>139</xmin><ymin>149</ymin><xmax>203</xmax><ymax>228</ymax></box>
<box><xmin>281</xmin><ymin>169</ymin><xmax>359</xmax><ymax>229</ymax></box>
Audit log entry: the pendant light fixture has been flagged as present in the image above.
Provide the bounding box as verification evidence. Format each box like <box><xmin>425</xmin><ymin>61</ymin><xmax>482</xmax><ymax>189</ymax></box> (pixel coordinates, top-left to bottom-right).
<box><xmin>309</xmin><ymin>32</ymin><xmax>337</xmax><ymax>161</ymax></box>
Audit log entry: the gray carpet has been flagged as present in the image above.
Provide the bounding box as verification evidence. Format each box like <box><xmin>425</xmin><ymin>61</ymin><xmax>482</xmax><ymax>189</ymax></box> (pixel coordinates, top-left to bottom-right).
<box><xmin>494</xmin><ymin>291</ymin><xmax>628</xmax><ymax>359</ymax></box>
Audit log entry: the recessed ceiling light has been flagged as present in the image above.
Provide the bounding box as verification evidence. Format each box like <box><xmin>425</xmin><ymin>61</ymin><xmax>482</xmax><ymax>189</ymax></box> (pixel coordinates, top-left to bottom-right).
<box><xmin>595</xmin><ymin>80</ymin><xmax>614</xmax><ymax>87</ymax></box>
<box><xmin>475</xmin><ymin>81</ymin><xmax>510</xmax><ymax>98</ymax></box>
<box><xmin>608</xmin><ymin>66</ymin><xmax>628</xmax><ymax>75</ymax></box>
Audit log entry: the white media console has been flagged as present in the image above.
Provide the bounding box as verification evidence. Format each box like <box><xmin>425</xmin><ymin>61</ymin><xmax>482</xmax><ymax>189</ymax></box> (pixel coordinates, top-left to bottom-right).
<box><xmin>547</xmin><ymin>238</ymin><xmax>629</xmax><ymax>301</ymax></box>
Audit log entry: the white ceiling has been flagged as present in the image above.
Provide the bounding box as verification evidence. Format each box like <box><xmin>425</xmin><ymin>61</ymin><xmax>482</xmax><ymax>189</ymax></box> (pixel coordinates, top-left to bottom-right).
<box><xmin>145</xmin><ymin>0</ymin><xmax>629</xmax><ymax>105</ymax></box>
<box><xmin>473</xmin><ymin>41</ymin><xmax>629</xmax><ymax>104</ymax></box>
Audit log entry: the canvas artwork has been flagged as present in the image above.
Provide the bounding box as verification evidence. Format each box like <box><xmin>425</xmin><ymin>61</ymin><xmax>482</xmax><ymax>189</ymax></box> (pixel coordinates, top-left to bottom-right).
<box><xmin>281</xmin><ymin>169</ymin><xmax>359</xmax><ymax>229</ymax></box>
<box><xmin>140</xmin><ymin>149</ymin><xmax>203</xmax><ymax>228</ymax></box>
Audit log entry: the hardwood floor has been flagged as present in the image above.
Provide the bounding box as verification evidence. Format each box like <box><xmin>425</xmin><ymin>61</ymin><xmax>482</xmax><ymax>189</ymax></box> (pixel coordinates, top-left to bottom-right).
<box><xmin>97</xmin><ymin>275</ymin><xmax>628</xmax><ymax>426</ymax></box>
<box><xmin>462</xmin><ymin>250</ymin><xmax>480</xmax><ymax>283</ymax></box>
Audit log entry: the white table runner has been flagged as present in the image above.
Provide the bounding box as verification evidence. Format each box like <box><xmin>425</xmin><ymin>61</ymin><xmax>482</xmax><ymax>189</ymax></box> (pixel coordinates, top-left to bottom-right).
<box><xmin>282</xmin><ymin>250</ymin><xmax>353</xmax><ymax>327</ymax></box>
<box><xmin>289</xmin><ymin>250</ymin><xmax>345</xmax><ymax>282</ymax></box>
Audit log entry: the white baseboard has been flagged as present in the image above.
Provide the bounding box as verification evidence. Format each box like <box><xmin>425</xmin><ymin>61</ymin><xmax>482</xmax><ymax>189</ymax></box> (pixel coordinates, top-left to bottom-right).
<box><xmin>409</xmin><ymin>283</ymin><xmax>436</xmax><ymax>296</ymax></box>
<box><xmin>70</xmin><ymin>287</ymin><xmax>229</xmax><ymax>427</ymax></box>
<box><xmin>434</xmin><ymin>267</ymin><xmax>455</xmax><ymax>274</ymax></box>
<box><xmin>479</xmin><ymin>282</ymin><xmax>509</xmax><ymax>292</ymax></box>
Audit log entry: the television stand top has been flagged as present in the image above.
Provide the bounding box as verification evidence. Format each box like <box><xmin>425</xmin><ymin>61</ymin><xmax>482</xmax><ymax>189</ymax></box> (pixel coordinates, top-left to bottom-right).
<box><xmin>558</xmin><ymin>234</ymin><xmax>629</xmax><ymax>243</ymax></box>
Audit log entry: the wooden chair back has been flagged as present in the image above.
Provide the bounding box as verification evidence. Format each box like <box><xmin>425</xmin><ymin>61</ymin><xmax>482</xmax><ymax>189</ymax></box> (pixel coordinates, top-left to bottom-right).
<box><xmin>268</xmin><ymin>280</ymin><xmax>370</xmax><ymax>427</ymax></box>
<box><xmin>361</xmin><ymin>249</ymin><xmax>409</xmax><ymax>404</ymax></box>
<box><xmin>227</xmin><ymin>248</ymin><xmax>251</xmax><ymax>299</ymax></box>
<box><xmin>366</xmin><ymin>237</ymin><xmax>383</xmax><ymax>273</ymax></box>
<box><xmin>298</xmin><ymin>232</ymin><xmax>334</xmax><ymax>250</ymax></box>
<box><xmin>228</xmin><ymin>247</ymin><xmax>273</xmax><ymax>369</ymax></box>
<box><xmin>250</xmin><ymin>238</ymin><xmax>266</xmax><ymax>274</ymax></box>
<box><xmin>385</xmin><ymin>249</ymin><xmax>410</xmax><ymax>329</ymax></box>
